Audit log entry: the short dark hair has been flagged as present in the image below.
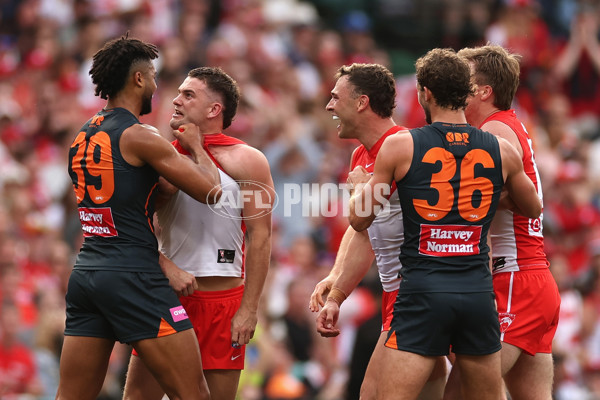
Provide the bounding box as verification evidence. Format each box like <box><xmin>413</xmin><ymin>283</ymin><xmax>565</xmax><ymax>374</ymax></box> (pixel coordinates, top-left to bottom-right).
<box><xmin>457</xmin><ymin>44</ymin><xmax>521</xmax><ymax>111</ymax></box>
<box><xmin>335</xmin><ymin>63</ymin><xmax>396</xmax><ymax>118</ymax></box>
<box><xmin>89</xmin><ymin>34</ymin><xmax>159</xmax><ymax>100</ymax></box>
<box><xmin>187</xmin><ymin>67</ymin><xmax>241</xmax><ymax>129</ymax></box>
<box><xmin>415</xmin><ymin>48</ymin><xmax>475</xmax><ymax>110</ymax></box>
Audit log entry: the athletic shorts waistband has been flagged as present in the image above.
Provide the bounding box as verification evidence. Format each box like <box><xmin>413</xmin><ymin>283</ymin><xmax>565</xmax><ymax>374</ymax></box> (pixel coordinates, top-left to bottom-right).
<box><xmin>183</xmin><ymin>284</ymin><xmax>244</xmax><ymax>300</ymax></box>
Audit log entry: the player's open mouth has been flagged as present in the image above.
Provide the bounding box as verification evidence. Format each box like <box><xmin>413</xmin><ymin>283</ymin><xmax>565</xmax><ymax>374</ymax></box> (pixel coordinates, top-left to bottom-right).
<box><xmin>333</xmin><ymin>115</ymin><xmax>340</xmax><ymax>129</ymax></box>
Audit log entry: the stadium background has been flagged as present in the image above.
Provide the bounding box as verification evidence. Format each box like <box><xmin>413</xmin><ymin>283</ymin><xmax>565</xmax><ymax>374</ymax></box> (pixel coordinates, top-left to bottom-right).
<box><xmin>0</xmin><ymin>0</ymin><xmax>599</xmax><ymax>398</ymax></box>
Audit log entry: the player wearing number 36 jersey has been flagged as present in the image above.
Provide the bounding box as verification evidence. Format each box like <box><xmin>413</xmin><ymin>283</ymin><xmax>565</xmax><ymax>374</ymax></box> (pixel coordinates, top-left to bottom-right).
<box><xmin>348</xmin><ymin>48</ymin><xmax>542</xmax><ymax>400</ymax></box>
<box><xmin>396</xmin><ymin>122</ymin><xmax>502</xmax><ymax>295</ymax></box>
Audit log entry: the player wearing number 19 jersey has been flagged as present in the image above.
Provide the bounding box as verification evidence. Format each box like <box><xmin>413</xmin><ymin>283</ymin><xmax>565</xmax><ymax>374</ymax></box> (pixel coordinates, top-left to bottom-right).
<box><xmin>67</xmin><ymin>107</ymin><xmax>193</xmax><ymax>342</ymax></box>
<box><xmin>70</xmin><ymin>108</ymin><xmax>159</xmax><ymax>270</ymax></box>
<box><xmin>59</xmin><ymin>34</ymin><xmax>221</xmax><ymax>400</ymax></box>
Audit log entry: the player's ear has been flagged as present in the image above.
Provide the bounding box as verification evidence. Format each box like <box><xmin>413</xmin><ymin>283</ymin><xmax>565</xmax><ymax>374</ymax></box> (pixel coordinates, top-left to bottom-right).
<box><xmin>132</xmin><ymin>70</ymin><xmax>144</xmax><ymax>88</ymax></box>
<box><xmin>208</xmin><ymin>102</ymin><xmax>223</xmax><ymax>118</ymax></box>
<box><xmin>357</xmin><ymin>94</ymin><xmax>370</xmax><ymax>112</ymax></box>
<box><xmin>422</xmin><ymin>86</ymin><xmax>433</xmax><ymax>102</ymax></box>
<box><xmin>479</xmin><ymin>85</ymin><xmax>493</xmax><ymax>101</ymax></box>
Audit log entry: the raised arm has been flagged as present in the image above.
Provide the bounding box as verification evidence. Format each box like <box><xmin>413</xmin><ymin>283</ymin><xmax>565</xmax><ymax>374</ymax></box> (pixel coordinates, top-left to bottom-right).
<box><xmin>121</xmin><ymin>123</ymin><xmax>221</xmax><ymax>204</ymax></box>
<box><xmin>154</xmin><ymin>177</ymin><xmax>178</xmax><ymax>210</ymax></box>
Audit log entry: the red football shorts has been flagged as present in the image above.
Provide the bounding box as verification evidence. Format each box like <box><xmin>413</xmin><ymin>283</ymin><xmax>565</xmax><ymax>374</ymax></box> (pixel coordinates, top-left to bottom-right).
<box><xmin>381</xmin><ymin>289</ymin><xmax>399</xmax><ymax>332</ymax></box>
<box><xmin>132</xmin><ymin>284</ymin><xmax>245</xmax><ymax>369</ymax></box>
<box><xmin>493</xmin><ymin>269</ymin><xmax>560</xmax><ymax>356</ymax></box>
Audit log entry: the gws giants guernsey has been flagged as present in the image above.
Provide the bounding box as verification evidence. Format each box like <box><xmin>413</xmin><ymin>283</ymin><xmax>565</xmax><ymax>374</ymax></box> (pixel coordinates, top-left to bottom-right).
<box><xmin>157</xmin><ymin>134</ymin><xmax>246</xmax><ymax>278</ymax></box>
<box><xmin>351</xmin><ymin>125</ymin><xmax>405</xmax><ymax>292</ymax></box>
<box><xmin>483</xmin><ymin>110</ymin><xmax>548</xmax><ymax>273</ymax></box>
<box><xmin>397</xmin><ymin>122</ymin><xmax>503</xmax><ymax>294</ymax></box>
<box><xmin>68</xmin><ymin>108</ymin><xmax>160</xmax><ymax>272</ymax></box>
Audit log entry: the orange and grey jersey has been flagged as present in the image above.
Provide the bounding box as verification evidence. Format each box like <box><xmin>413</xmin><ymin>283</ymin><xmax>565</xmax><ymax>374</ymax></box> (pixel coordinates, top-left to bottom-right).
<box><xmin>397</xmin><ymin>122</ymin><xmax>503</xmax><ymax>294</ymax></box>
<box><xmin>483</xmin><ymin>110</ymin><xmax>548</xmax><ymax>273</ymax></box>
<box><xmin>68</xmin><ymin>107</ymin><xmax>160</xmax><ymax>272</ymax></box>
<box><xmin>351</xmin><ymin>125</ymin><xmax>405</xmax><ymax>292</ymax></box>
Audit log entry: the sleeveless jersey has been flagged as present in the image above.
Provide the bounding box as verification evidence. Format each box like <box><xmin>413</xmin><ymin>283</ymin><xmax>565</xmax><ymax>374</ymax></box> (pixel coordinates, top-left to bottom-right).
<box><xmin>351</xmin><ymin>125</ymin><xmax>405</xmax><ymax>292</ymax></box>
<box><xmin>397</xmin><ymin>122</ymin><xmax>503</xmax><ymax>293</ymax></box>
<box><xmin>482</xmin><ymin>110</ymin><xmax>548</xmax><ymax>273</ymax></box>
<box><xmin>157</xmin><ymin>134</ymin><xmax>246</xmax><ymax>278</ymax></box>
<box><xmin>68</xmin><ymin>108</ymin><xmax>160</xmax><ymax>272</ymax></box>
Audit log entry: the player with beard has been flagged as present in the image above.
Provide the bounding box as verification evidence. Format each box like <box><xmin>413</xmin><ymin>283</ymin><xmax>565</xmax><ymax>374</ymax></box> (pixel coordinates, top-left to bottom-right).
<box><xmin>311</xmin><ymin>63</ymin><xmax>447</xmax><ymax>400</ymax></box>
<box><xmin>58</xmin><ymin>35</ymin><xmax>221</xmax><ymax>400</ymax></box>
<box><xmin>348</xmin><ymin>48</ymin><xmax>542</xmax><ymax>400</ymax></box>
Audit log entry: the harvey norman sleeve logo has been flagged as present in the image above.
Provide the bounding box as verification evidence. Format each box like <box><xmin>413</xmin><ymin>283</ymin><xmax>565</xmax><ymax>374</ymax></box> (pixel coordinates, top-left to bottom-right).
<box><xmin>419</xmin><ymin>224</ymin><xmax>482</xmax><ymax>257</ymax></box>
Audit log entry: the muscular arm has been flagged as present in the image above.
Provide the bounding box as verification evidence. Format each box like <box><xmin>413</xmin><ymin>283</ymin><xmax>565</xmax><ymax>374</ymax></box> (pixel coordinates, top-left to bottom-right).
<box><xmin>227</xmin><ymin>147</ymin><xmax>274</xmax><ymax>345</ymax></box>
<box><xmin>315</xmin><ymin>227</ymin><xmax>375</xmax><ymax>337</ymax></box>
<box><xmin>120</xmin><ymin>123</ymin><xmax>221</xmax><ymax>204</ymax></box>
<box><xmin>499</xmin><ymin>138</ymin><xmax>542</xmax><ymax>219</ymax></box>
<box><xmin>309</xmin><ymin>226</ymin><xmax>375</xmax><ymax>312</ymax></box>
<box><xmin>310</xmin><ymin>147</ymin><xmax>375</xmax><ymax>311</ymax></box>
<box><xmin>330</xmin><ymin>229</ymin><xmax>375</xmax><ymax>295</ymax></box>
<box><xmin>481</xmin><ymin>120</ymin><xmax>524</xmax><ymax>211</ymax></box>
<box><xmin>155</xmin><ymin>177</ymin><xmax>178</xmax><ymax>210</ymax></box>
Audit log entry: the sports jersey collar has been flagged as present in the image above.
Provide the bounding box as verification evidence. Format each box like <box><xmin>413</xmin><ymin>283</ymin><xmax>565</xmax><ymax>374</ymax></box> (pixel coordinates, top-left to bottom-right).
<box><xmin>367</xmin><ymin>125</ymin><xmax>405</xmax><ymax>158</ymax></box>
<box><xmin>480</xmin><ymin>109</ymin><xmax>515</xmax><ymax>128</ymax></box>
<box><xmin>172</xmin><ymin>133</ymin><xmax>246</xmax><ymax>155</ymax></box>
<box><xmin>431</xmin><ymin>121</ymin><xmax>470</xmax><ymax>128</ymax></box>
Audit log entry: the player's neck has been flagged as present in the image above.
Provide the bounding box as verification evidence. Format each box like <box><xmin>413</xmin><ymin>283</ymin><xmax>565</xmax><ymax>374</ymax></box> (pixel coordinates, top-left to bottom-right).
<box><xmin>471</xmin><ymin>105</ymin><xmax>501</xmax><ymax>129</ymax></box>
<box><xmin>430</xmin><ymin>108</ymin><xmax>467</xmax><ymax>125</ymax></box>
<box><xmin>198</xmin><ymin>121</ymin><xmax>224</xmax><ymax>136</ymax></box>
<box><xmin>201</xmin><ymin>130</ymin><xmax>223</xmax><ymax>136</ymax></box>
<box><xmin>105</xmin><ymin>95</ymin><xmax>142</xmax><ymax>118</ymax></box>
<box><xmin>359</xmin><ymin>117</ymin><xmax>396</xmax><ymax>150</ymax></box>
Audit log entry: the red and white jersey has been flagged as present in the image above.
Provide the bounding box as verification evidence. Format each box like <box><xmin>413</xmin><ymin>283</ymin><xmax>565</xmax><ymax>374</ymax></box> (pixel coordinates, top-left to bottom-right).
<box><xmin>351</xmin><ymin>125</ymin><xmax>405</xmax><ymax>292</ymax></box>
<box><xmin>157</xmin><ymin>134</ymin><xmax>246</xmax><ymax>278</ymax></box>
<box><xmin>483</xmin><ymin>110</ymin><xmax>548</xmax><ymax>273</ymax></box>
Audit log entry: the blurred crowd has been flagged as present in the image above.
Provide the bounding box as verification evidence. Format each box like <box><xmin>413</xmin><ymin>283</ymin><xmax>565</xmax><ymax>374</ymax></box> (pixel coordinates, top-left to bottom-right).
<box><xmin>0</xmin><ymin>0</ymin><xmax>599</xmax><ymax>399</ymax></box>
